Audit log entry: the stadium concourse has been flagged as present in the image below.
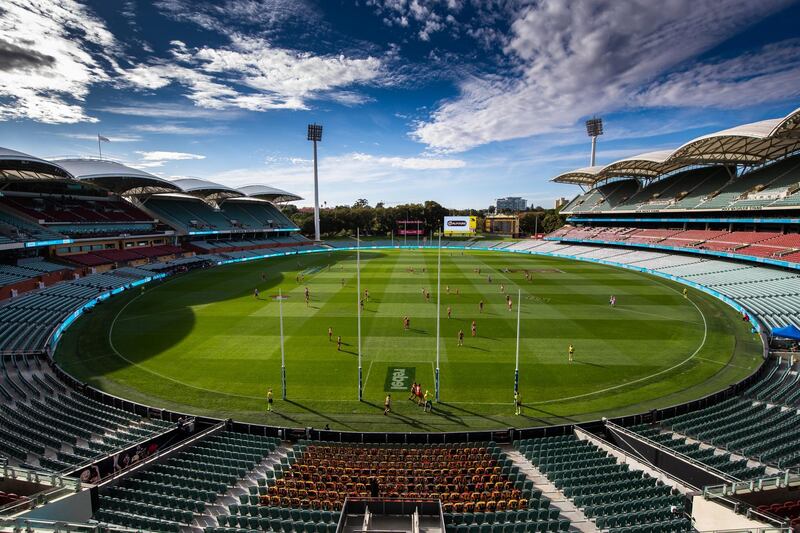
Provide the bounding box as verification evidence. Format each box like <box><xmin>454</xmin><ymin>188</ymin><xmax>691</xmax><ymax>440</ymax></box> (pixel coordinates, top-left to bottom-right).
<box><xmin>3</xmin><ymin>109</ymin><xmax>800</xmax><ymax>533</ymax></box>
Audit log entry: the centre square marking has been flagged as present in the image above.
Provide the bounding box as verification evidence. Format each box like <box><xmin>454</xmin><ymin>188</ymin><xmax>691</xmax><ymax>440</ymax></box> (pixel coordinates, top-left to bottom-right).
<box><xmin>384</xmin><ymin>366</ymin><xmax>416</xmax><ymax>392</ymax></box>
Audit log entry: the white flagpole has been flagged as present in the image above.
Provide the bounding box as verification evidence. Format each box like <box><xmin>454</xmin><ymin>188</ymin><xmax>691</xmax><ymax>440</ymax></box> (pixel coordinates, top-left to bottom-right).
<box><xmin>435</xmin><ymin>228</ymin><xmax>441</xmax><ymax>402</ymax></box>
<box><xmin>357</xmin><ymin>228</ymin><xmax>362</xmax><ymax>401</ymax></box>
<box><xmin>515</xmin><ymin>288</ymin><xmax>521</xmax><ymax>394</ymax></box>
<box><xmin>279</xmin><ymin>288</ymin><xmax>286</xmax><ymax>399</ymax></box>
<box><xmin>98</xmin><ymin>134</ymin><xmax>102</xmax><ymax>159</ymax></box>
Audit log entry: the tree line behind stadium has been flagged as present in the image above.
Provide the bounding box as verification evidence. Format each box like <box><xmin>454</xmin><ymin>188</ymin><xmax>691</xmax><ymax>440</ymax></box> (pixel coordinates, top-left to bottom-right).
<box><xmin>282</xmin><ymin>199</ymin><xmax>567</xmax><ymax>238</ymax></box>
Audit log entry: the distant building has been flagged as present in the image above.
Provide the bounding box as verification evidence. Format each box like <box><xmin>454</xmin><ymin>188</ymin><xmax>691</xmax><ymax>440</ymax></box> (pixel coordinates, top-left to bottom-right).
<box><xmin>555</xmin><ymin>197</ymin><xmax>569</xmax><ymax>210</ymax></box>
<box><xmin>496</xmin><ymin>196</ymin><xmax>527</xmax><ymax>212</ymax></box>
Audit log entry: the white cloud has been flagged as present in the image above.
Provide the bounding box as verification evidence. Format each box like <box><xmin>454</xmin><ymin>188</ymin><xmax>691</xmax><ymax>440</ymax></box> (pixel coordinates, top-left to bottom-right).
<box><xmin>136</xmin><ymin>150</ymin><xmax>206</xmax><ymax>162</ymax></box>
<box><xmin>412</xmin><ymin>0</ymin><xmax>796</xmax><ymax>152</ymax></box>
<box><xmin>0</xmin><ymin>0</ymin><xmax>116</xmax><ymax>123</ymax></box>
<box><xmin>214</xmin><ymin>152</ymin><xmax>466</xmax><ymax>194</ymax></box>
<box><xmin>62</xmin><ymin>133</ymin><xmax>142</xmax><ymax>142</ymax></box>
<box><xmin>132</xmin><ymin>123</ymin><xmax>228</xmax><ymax>135</ymax></box>
<box><xmin>635</xmin><ymin>40</ymin><xmax>800</xmax><ymax>108</ymax></box>
<box><xmin>351</xmin><ymin>153</ymin><xmax>466</xmax><ymax>170</ymax></box>
<box><xmin>120</xmin><ymin>36</ymin><xmax>383</xmax><ymax>112</ymax></box>
<box><xmin>98</xmin><ymin>103</ymin><xmax>240</xmax><ymax>119</ymax></box>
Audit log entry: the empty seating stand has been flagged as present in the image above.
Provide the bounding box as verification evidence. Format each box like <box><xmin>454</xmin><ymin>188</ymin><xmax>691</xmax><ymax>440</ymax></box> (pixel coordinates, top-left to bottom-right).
<box><xmin>626</xmin><ymin>425</ymin><xmax>765</xmax><ymax>480</ymax></box>
<box><xmin>659</xmin><ymin>360</ymin><xmax>800</xmax><ymax>469</ymax></box>
<box><xmin>95</xmin><ymin>431</ymin><xmax>279</xmax><ymax>533</ymax></box>
<box><xmin>515</xmin><ymin>435</ymin><xmax>689</xmax><ymax>533</ymax></box>
<box><xmin>0</xmin><ymin>355</ymin><xmax>173</xmax><ymax>473</ymax></box>
<box><xmin>0</xmin><ymin>263</ymin><xmax>153</xmax><ymax>353</ymax></box>
<box><xmin>216</xmin><ymin>441</ymin><xmax>570</xmax><ymax>533</ymax></box>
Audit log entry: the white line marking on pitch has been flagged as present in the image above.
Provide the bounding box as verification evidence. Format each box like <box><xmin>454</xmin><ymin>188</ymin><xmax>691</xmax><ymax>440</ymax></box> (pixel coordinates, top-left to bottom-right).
<box><xmin>108</xmin><ymin>280</ymin><xmax>266</xmax><ymax>401</ymax></box>
<box><xmin>362</xmin><ymin>359</ymin><xmax>374</xmax><ymax>390</ymax></box>
<box><xmin>531</xmin><ymin>283</ymin><xmax>708</xmax><ymax>406</ymax></box>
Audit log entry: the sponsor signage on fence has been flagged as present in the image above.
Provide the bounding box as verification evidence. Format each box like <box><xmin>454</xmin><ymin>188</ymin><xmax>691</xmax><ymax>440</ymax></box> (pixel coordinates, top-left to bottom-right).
<box><xmin>443</xmin><ymin>216</ymin><xmax>477</xmax><ymax>235</ymax></box>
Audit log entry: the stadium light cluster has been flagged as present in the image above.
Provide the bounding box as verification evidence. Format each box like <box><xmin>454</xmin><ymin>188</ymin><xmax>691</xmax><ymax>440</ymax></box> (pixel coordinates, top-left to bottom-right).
<box><xmin>585</xmin><ymin>117</ymin><xmax>604</xmax><ymax>138</ymax></box>
<box><xmin>307</xmin><ymin>123</ymin><xmax>323</xmax><ymax>142</ymax></box>
<box><xmin>586</xmin><ymin>117</ymin><xmax>604</xmax><ymax>167</ymax></box>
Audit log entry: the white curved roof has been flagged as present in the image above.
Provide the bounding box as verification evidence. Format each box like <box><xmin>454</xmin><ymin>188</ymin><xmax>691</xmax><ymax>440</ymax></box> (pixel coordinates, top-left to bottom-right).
<box><xmin>552</xmin><ymin>166</ymin><xmax>605</xmax><ymax>185</ymax></box>
<box><xmin>0</xmin><ymin>147</ymin><xmax>73</xmax><ymax>179</ymax></box>
<box><xmin>599</xmin><ymin>149</ymin><xmax>687</xmax><ymax>179</ymax></box>
<box><xmin>668</xmin><ymin>119</ymin><xmax>792</xmax><ymax>163</ymax></box>
<box><xmin>554</xmin><ymin>106</ymin><xmax>800</xmax><ymax>187</ymax></box>
<box><xmin>172</xmin><ymin>178</ymin><xmax>239</xmax><ymax>193</ymax></box>
<box><xmin>171</xmin><ymin>178</ymin><xmax>243</xmax><ymax>201</ymax></box>
<box><xmin>770</xmin><ymin>106</ymin><xmax>800</xmax><ymax>137</ymax></box>
<box><xmin>237</xmin><ymin>184</ymin><xmax>302</xmax><ymax>202</ymax></box>
<box><xmin>52</xmin><ymin>158</ymin><xmax>181</xmax><ymax>194</ymax></box>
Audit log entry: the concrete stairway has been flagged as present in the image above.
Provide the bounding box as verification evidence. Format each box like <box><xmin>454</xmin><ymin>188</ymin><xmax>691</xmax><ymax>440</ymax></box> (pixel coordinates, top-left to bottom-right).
<box><xmin>504</xmin><ymin>448</ymin><xmax>598</xmax><ymax>533</ymax></box>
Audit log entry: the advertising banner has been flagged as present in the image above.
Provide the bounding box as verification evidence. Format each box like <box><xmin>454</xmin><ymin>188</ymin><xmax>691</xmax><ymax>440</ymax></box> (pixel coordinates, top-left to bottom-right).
<box><xmin>444</xmin><ymin>216</ymin><xmax>477</xmax><ymax>235</ymax></box>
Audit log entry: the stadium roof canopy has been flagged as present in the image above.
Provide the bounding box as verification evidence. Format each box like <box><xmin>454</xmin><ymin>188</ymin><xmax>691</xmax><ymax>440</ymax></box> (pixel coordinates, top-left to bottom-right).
<box><xmin>0</xmin><ymin>147</ymin><xmax>74</xmax><ymax>181</ymax></box>
<box><xmin>553</xmin><ymin>106</ymin><xmax>800</xmax><ymax>187</ymax></box>
<box><xmin>668</xmin><ymin>118</ymin><xmax>793</xmax><ymax>164</ymax></box>
<box><xmin>597</xmin><ymin>150</ymin><xmax>688</xmax><ymax>179</ymax></box>
<box><xmin>171</xmin><ymin>178</ymin><xmax>243</xmax><ymax>201</ymax></box>
<box><xmin>52</xmin><ymin>158</ymin><xmax>182</xmax><ymax>195</ymax></box>
<box><xmin>551</xmin><ymin>166</ymin><xmax>605</xmax><ymax>185</ymax></box>
<box><xmin>237</xmin><ymin>184</ymin><xmax>302</xmax><ymax>203</ymax></box>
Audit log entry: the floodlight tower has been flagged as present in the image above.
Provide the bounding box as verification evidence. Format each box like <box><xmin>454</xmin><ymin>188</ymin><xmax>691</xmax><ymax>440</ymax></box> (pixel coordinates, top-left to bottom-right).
<box><xmin>586</xmin><ymin>117</ymin><xmax>604</xmax><ymax>166</ymax></box>
<box><xmin>307</xmin><ymin>123</ymin><xmax>323</xmax><ymax>242</ymax></box>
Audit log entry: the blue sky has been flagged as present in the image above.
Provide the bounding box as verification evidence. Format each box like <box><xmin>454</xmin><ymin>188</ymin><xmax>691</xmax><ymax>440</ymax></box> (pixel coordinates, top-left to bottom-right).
<box><xmin>1</xmin><ymin>0</ymin><xmax>799</xmax><ymax>209</ymax></box>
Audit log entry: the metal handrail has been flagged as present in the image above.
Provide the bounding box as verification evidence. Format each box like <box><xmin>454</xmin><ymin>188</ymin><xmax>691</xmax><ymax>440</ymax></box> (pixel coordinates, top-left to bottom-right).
<box><xmin>604</xmin><ymin>420</ymin><xmax>741</xmax><ymax>483</ymax></box>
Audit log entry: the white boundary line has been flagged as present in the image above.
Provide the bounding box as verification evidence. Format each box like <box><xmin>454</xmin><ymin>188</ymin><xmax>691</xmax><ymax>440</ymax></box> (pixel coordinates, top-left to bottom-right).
<box><xmin>103</xmin><ymin>249</ymin><xmax>711</xmax><ymax>407</ymax></box>
<box><xmin>530</xmin><ymin>281</ymin><xmax>708</xmax><ymax>406</ymax></box>
<box><xmin>362</xmin><ymin>359</ymin><xmax>374</xmax><ymax>391</ymax></box>
<box><xmin>108</xmin><ymin>280</ymin><xmax>266</xmax><ymax>401</ymax></box>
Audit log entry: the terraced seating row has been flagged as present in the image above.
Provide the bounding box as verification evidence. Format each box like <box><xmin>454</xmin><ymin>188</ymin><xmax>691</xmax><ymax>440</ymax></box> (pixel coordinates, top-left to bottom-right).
<box><xmin>206</xmin><ymin>520</ymin><xmax>336</xmax><ymax>533</ymax></box>
<box><xmin>260</xmin><ymin>441</ymin><xmax>548</xmax><ymax>517</ymax></box>
<box><xmin>0</xmin><ymin>260</ymin><xmax>69</xmax><ymax>288</ymax></box>
<box><xmin>628</xmin><ymin>425</ymin><xmax>765</xmax><ymax>480</ymax></box>
<box><xmin>659</xmin><ymin>366</ymin><xmax>800</xmax><ymax>468</ymax></box>
<box><xmin>443</xmin><ymin>508</ymin><xmax>567</xmax><ymax>529</ymax></box>
<box><xmin>94</xmin><ymin>508</ymin><xmax>181</xmax><ymax>533</ymax></box>
<box><xmin>514</xmin><ymin>435</ymin><xmax>687</xmax><ymax>532</ymax></box>
<box><xmin>0</xmin><ymin>361</ymin><xmax>174</xmax><ymax>472</ymax></box>
<box><xmin>95</xmin><ymin>432</ymin><xmax>280</xmax><ymax>532</ymax></box>
<box><xmin>561</xmin><ymin>154</ymin><xmax>800</xmax><ymax>213</ymax></box>
<box><xmin>219</xmin><ymin>506</ymin><xmax>341</xmax><ymax>531</ymax></box>
<box><xmin>0</xmin><ymin>261</ymin><xmax>154</xmax><ymax>352</ymax></box>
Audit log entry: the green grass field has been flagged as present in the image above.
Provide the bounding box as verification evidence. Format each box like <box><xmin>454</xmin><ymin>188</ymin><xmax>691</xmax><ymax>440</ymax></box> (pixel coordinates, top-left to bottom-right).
<box><xmin>55</xmin><ymin>249</ymin><xmax>763</xmax><ymax>432</ymax></box>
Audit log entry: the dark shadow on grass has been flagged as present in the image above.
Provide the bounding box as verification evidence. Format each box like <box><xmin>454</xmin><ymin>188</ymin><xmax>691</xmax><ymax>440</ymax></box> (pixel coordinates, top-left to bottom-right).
<box><xmin>284</xmin><ymin>399</ymin><xmax>358</xmax><ymax>431</ymax></box>
<box><xmin>438</xmin><ymin>402</ymin><xmax>509</xmax><ymax>426</ymax></box>
<box><xmin>266</xmin><ymin>408</ymin><xmax>303</xmax><ymax>425</ymax></box>
<box><xmin>575</xmin><ymin>359</ymin><xmax>606</xmax><ymax>368</ymax></box>
<box><xmin>520</xmin><ymin>404</ymin><xmax>580</xmax><ymax>424</ymax></box>
<box><xmin>466</xmin><ymin>346</ymin><xmax>489</xmax><ymax>352</ymax></box>
<box><xmin>424</xmin><ymin>403</ymin><xmax>467</xmax><ymax>426</ymax></box>
<box><xmin>360</xmin><ymin>400</ymin><xmax>437</xmax><ymax>431</ymax></box>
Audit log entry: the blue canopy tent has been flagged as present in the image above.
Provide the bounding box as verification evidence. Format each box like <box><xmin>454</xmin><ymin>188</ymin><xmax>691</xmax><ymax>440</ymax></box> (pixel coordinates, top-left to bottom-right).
<box><xmin>771</xmin><ymin>324</ymin><xmax>800</xmax><ymax>340</ymax></box>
